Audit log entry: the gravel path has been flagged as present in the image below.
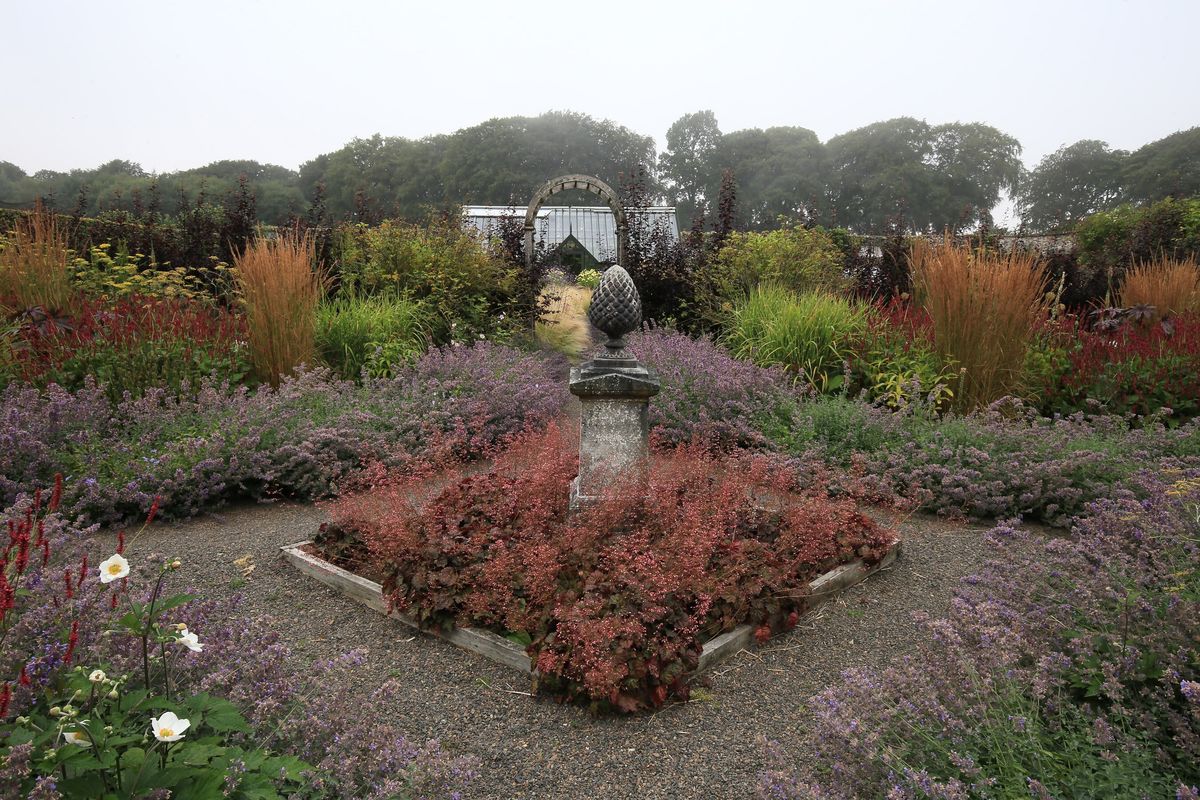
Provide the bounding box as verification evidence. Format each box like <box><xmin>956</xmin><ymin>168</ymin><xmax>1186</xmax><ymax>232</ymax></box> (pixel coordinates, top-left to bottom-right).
<box><xmin>96</xmin><ymin>502</ymin><xmax>1003</xmax><ymax>800</ymax></box>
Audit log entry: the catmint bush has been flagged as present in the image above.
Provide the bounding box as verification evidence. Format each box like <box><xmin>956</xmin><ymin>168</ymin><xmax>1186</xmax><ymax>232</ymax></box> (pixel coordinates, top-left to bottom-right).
<box><xmin>0</xmin><ymin>486</ymin><xmax>476</xmax><ymax>799</ymax></box>
<box><xmin>759</xmin><ymin>471</ymin><xmax>1200</xmax><ymax>798</ymax></box>
<box><xmin>630</xmin><ymin>328</ymin><xmax>808</xmax><ymax>451</ymax></box>
<box><xmin>0</xmin><ymin>342</ymin><xmax>568</xmax><ymax>524</ymax></box>
<box><xmin>634</xmin><ymin>329</ymin><xmax>1200</xmax><ymax>526</ymax></box>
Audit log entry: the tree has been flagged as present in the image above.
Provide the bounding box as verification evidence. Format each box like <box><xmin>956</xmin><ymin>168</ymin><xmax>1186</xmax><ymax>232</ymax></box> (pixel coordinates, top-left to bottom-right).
<box><xmin>1123</xmin><ymin>127</ymin><xmax>1200</xmax><ymax>203</ymax></box>
<box><xmin>825</xmin><ymin>118</ymin><xmax>1022</xmax><ymax>233</ymax></box>
<box><xmin>439</xmin><ymin>111</ymin><xmax>659</xmax><ymax>206</ymax></box>
<box><xmin>0</xmin><ymin>162</ymin><xmax>33</xmax><ymax>204</ymax></box>
<box><xmin>1017</xmin><ymin>140</ymin><xmax>1127</xmax><ymax>231</ymax></box>
<box><xmin>709</xmin><ymin>126</ymin><xmax>827</xmax><ymax>230</ymax></box>
<box><xmin>660</xmin><ymin>110</ymin><xmax>722</xmax><ymax>225</ymax></box>
<box><xmin>926</xmin><ymin>122</ymin><xmax>1021</xmax><ymax>231</ymax></box>
<box><xmin>825</xmin><ymin>117</ymin><xmax>936</xmax><ymax>233</ymax></box>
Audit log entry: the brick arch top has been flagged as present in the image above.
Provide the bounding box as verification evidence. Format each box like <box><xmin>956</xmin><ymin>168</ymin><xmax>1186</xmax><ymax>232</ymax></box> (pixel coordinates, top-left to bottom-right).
<box><xmin>523</xmin><ymin>174</ymin><xmax>626</xmax><ymax>268</ymax></box>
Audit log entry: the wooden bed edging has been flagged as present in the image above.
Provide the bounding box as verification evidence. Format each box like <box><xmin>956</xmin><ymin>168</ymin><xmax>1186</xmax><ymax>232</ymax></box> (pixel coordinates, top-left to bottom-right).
<box><xmin>280</xmin><ymin>540</ymin><xmax>900</xmax><ymax>678</ymax></box>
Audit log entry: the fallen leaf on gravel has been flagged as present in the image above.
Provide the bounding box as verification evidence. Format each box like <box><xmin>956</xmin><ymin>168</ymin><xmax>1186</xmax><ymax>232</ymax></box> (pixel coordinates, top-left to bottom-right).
<box><xmin>233</xmin><ymin>554</ymin><xmax>255</xmax><ymax>577</ymax></box>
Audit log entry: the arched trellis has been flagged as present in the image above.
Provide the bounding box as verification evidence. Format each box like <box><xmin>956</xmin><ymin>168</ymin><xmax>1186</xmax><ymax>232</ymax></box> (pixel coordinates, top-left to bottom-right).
<box><xmin>524</xmin><ymin>174</ymin><xmax>626</xmax><ymax>270</ymax></box>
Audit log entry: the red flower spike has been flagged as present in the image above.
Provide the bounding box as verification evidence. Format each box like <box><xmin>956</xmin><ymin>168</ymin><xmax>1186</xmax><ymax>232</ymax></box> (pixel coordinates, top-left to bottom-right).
<box><xmin>32</xmin><ymin>489</ymin><xmax>41</xmax><ymax>515</ymax></box>
<box><xmin>116</xmin><ymin>531</ymin><xmax>125</xmax><ymax>555</ymax></box>
<box><xmin>50</xmin><ymin>473</ymin><xmax>63</xmax><ymax>512</ymax></box>
<box><xmin>0</xmin><ymin>684</ymin><xmax>10</xmax><ymax>718</ymax></box>
<box><xmin>63</xmin><ymin>569</ymin><xmax>74</xmax><ymax>600</ymax></box>
<box><xmin>146</xmin><ymin>497</ymin><xmax>160</xmax><ymax>526</ymax></box>
<box><xmin>18</xmin><ymin>666</ymin><xmax>30</xmax><ymax>687</ymax></box>
<box><xmin>64</xmin><ymin>620</ymin><xmax>79</xmax><ymax>663</ymax></box>
<box><xmin>15</xmin><ymin>537</ymin><xmax>29</xmax><ymax>576</ymax></box>
<box><xmin>78</xmin><ymin>553</ymin><xmax>88</xmax><ymax>587</ymax></box>
<box><xmin>110</xmin><ymin>593</ymin><xmax>118</xmax><ymax>610</ymax></box>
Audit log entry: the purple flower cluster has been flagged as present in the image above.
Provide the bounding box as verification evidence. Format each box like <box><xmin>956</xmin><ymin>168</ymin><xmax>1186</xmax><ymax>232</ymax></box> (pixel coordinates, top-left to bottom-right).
<box><xmin>849</xmin><ymin>401</ymin><xmax>1200</xmax><ymax>525</ymax></box>
<box><xmin>0</xmin><ymin>342</ymin><xmax>568</xmax><ymax>524</ymax></box>
<box><xmin>0</xmin><ymin>504</ymin><xmax>477</xmax><ymax>800</ymax></box>
<box><xmin>633</xmin><ymin>330</ymin><xmax>1200</xmax><ymax>525</ymax></box>
<box><xmin>759</xmin><ymin>470</ymin><xmax>1200</xmax><ymax>798</ymax></box>
<box><xmin>630</xmin><ymin>328</ymin><xmax>806</xmax><ymax>451</ymax></box>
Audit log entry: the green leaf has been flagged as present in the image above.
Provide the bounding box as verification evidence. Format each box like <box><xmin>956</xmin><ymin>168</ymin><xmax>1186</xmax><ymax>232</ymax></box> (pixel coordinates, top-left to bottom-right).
<box><xmin>150</xmin><ymin>593</ymin><xmax>198</xmax><ymax>616</ymax></box>
<box><xmin>192</xmin><ymin>694</ymin><xmax>252</xmax><ymax>733</ymax></box>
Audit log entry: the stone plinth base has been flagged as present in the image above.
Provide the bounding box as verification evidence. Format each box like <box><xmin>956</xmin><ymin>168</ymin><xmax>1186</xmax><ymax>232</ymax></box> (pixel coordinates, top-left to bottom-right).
<box><xmin>569</xmin><ymin>359</ymin><xmax>661</xmax><ymax>509</ymax></box>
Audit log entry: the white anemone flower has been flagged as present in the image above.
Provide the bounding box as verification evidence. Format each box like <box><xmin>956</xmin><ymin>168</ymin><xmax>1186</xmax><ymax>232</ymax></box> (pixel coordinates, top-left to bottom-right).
<box><xmin>61</xmin><ymin>728</ymin><xmax>92</xmax><ymax>747</ymax></box>
<box><xmin>88</xmin><ymin>669</ymin><xmax>106</xmax><ymax>684</ymax></box>
<box><xmin>98</xmin><ymin>554</ymin><xmax>130</xmax><ymax>584</ymax></box>
<box><xmin>176</xmin><ymin>627</ymin><xmax>203</xmax><ymax>653</ymax></box>
<box><xmin>150</xmin><ymin>711</ymin><xmax>190</xmax><ymax>742</ymax></box>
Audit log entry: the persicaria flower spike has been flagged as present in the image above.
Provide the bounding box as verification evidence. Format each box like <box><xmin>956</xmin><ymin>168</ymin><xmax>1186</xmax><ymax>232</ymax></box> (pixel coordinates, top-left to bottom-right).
<box><xmin>98</xmin><ymin>554</ymin><xmax>129</xmax><ymax>584</ymax></box>
<box><xmin>150</xmin><ymin>711</ymin><xmax>190</xmax><ymax>742</ymax></box>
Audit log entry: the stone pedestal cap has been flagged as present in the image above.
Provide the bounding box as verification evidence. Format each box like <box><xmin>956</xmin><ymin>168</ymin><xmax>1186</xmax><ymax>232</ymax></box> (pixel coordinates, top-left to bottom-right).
<box><xmin>569</xmin><ymin>364</ymin><xmax>661</xmax><ymax>399</ymax></box>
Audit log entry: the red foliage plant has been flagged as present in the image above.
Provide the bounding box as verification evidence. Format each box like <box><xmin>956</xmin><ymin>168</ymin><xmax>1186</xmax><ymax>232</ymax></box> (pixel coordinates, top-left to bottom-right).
<box><xmin>1040</xmin><ymin>312</ymin><xmax>1200</xmax><ymax>419</ymax></box>
<box><xmin>323</xmin><ymin>424</ymin><xmax>897</xmax><ymax>713</ymax></box>
<box><xmin>12</xmin><ymin>294</ymin><xmax>247</xmax><ymax>385</ymax></box>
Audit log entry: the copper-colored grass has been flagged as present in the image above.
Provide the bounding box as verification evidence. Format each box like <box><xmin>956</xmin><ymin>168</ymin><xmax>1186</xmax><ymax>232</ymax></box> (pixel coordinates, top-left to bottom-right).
<box><xmin>1117</xmin><ymin>255</ymin><xmax>1200</xmax><ymax>317</ymax></box>
<box><xmin>911</xmin><ymin>237</ymin><xmax>1050</xmax><ymax>411</ymax></box>
<box><xmin>234</xmin><ymin>230</ymin><xmax>327</xmax><ymax>386</ymax></box>
<box><xmin>0</xmin><ymin>201</ymin><xmax>74</xmax><ymax>313</ymax></box>
<box><xmin>535</xmin><ymin>284</ymin><xmax>594</xmax><ymax>359</ymax></box>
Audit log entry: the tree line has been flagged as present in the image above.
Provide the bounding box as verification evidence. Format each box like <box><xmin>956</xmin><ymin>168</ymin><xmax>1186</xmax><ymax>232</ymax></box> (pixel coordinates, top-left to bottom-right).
<box><xmin>1</xmin><ymin>110</ymin><xmax>1196</xmax><ymax>234</ymax></box>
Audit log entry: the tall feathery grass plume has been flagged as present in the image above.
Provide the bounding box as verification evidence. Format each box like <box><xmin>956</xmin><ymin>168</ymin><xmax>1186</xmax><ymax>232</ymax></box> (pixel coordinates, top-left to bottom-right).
<box><xmin>0</xmin><ymin>200</ymin><xmax>74</xmax><ymax>314</ymax></box>
<box><xmin>911</xmin><ymin>236</ymin><xmax>1049</xmax><ymax>411</ymax></box>
<box><xmin>534</xmin><ymin>282</ymin><xmax>594</xmax><ymax>359</ymax></box>
<box><xmin>1118</xmin><ymin>255</ymin><xmax>1200</xmax><ymax>318</ymax></box>
<box><xmin>234</xmin><ymin>229</ymin><xmax>328</xmax><ymax>386</ymax></box>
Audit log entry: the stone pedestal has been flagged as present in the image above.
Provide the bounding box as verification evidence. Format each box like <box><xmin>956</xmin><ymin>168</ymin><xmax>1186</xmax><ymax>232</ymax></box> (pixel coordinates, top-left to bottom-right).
<box><xmin>569</xmin><ymin>360</ymin><xmax>660</xmax><ymax>510</ymax></box>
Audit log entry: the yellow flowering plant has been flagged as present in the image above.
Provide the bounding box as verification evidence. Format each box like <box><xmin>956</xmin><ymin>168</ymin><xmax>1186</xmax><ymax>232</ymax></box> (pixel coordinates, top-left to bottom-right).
<box><xmin>71</xmin><ymin>243</ymin><xmax>236</xmax><ymax>304</ymax></box>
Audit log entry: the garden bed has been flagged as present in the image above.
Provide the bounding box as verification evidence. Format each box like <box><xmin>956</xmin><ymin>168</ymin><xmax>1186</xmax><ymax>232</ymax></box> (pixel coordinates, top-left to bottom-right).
<box><xmin>280</xmin><ymin>538</ymin><xmax>900</xmax><ymax>679</ymax></box>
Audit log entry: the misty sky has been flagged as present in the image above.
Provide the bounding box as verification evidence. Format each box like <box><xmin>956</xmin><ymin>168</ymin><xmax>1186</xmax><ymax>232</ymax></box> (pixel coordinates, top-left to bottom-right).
<box><xmin>5</xmin><ymin>0</ymin><xmax>1198</xmax><ymax>177</ymax></box>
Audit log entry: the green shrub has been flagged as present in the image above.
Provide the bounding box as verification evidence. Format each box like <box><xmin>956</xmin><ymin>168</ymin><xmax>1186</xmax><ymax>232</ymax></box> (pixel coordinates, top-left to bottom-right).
<box><xmin>336</xmin><ymin>218</ymin><xmax>518</xmax><ymax>342</ymax></box>
<box><xmin>852</xmin><ymin>302</ymin><xmax>956</xmax><ymax>410</ymax></box>
<box><xmin>722</xmin><ymin>285</ymin><xmax>867</xmax><ymax>392</ymax></box>
<box><xmin>1076</xmin><ymin>197</ymin><xmax>1200</xmax><ymax>302</ymax></box>
<box><xmin>315</xmin><ymin>291</ymin><xmax>431</xmax><ymax>380</ymax></box>
<box><xmin>712</xmin><ymin>223</ymin><xmax>847</xmax><ymax>300</ymax></box>
<box><xmin>576</xmin><ymin>268</ymin><xmax>601</xmax><ymax>289</ymax></box>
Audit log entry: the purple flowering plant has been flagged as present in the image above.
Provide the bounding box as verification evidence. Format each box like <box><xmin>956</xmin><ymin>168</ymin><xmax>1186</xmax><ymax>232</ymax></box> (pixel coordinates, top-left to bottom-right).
<box><xmin>634</xmin><ymin>328</ymin><xmax>1200</xmax><ymax>526</ymax></box>
<box><xmin>0</xmin><ymin>342</ymin><xmax>568</xmax><ymax>525</ymax></box>
<box><xmin>0</xmin><ymin>485</ymin><xmax>476</xmax><ymax>799</ymax></box>
<box><xmin>759</xmin><ymin>470</ymin><xmax>1200</xmax><ymax>799</ymax></box>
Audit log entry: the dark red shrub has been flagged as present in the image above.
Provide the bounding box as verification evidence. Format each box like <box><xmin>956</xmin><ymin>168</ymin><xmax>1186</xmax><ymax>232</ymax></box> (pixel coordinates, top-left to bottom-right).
<box><xmin>324</xmin><ymin>425</ymin><xmax>897</xmax><ymax>713</ymax></box>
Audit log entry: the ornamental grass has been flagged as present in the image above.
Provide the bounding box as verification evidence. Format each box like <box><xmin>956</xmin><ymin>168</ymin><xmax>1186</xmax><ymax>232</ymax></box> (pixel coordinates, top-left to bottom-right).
<box><xmin>722</xmin><ymin>284</ymin><xmax>867</xmax><ymax>393</ymax></box>
<box><xmin>1118</xmin><ymin>255</ymin><xmax>1200</xmax><ymax>317</ymax></box>
<box><xmin>911</xmin><ymin>237</ymin><xmax>1049</xmax><ymax>411</ymax></box>
<box><xmin>534</xmin><ymin>283</ymin><xmax>593</xmax><ymax>359</ymax></box>
<box><xmin>234</xmin><ymin>230</ymin><xmax>327</xmax><ymax>387</ymax></box>
<box><xmin>0</xmin><ymin>202</ymin><xmax>74</xmax><ymax>315</ymax></box>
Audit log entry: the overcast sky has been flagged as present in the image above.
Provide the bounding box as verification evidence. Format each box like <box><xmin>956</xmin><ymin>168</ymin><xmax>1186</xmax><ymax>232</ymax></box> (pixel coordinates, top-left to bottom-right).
<box><xmin>4</xmin><ymin>0</ymin><xmax>1198</xmax><ymax>177</ymax></box>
